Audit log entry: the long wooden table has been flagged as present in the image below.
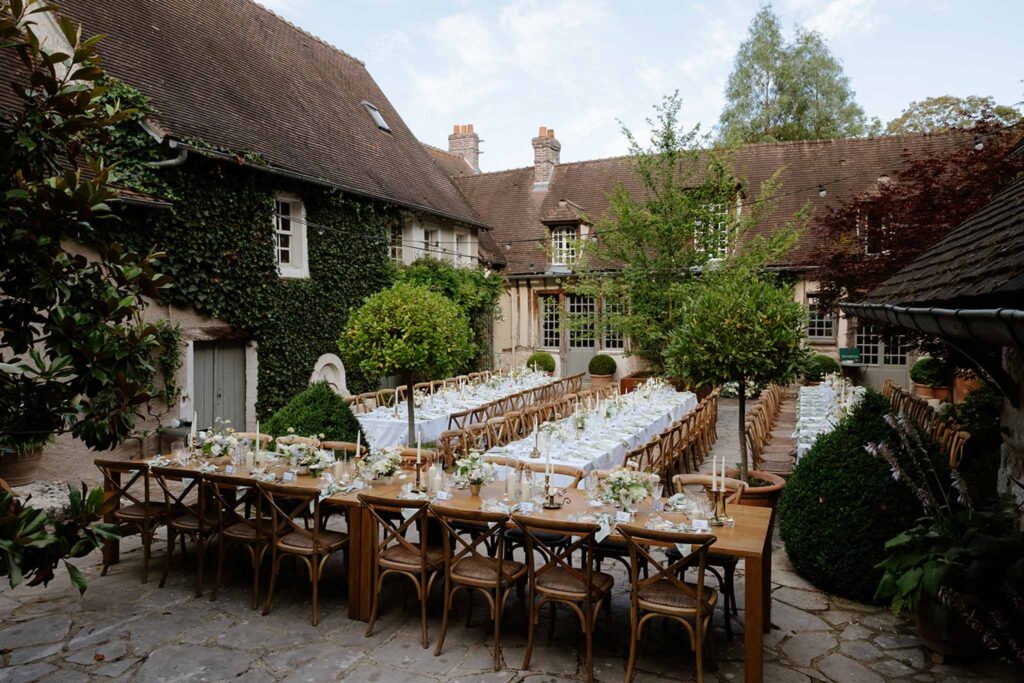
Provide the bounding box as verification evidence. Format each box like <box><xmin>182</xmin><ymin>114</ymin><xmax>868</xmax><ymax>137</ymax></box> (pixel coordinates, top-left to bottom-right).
<box><xmin>101</xmin><ymin>460</ymin><xmax>773</xmax><ymax>682</ymax></box>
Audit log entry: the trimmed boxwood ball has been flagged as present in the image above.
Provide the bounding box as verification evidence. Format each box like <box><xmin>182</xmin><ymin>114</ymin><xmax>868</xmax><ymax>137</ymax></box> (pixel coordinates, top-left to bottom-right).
<box><xmin>910</xmin><ymin>356</ymin><xmax>949</xmax><ymax>386</ymax></box>
<box><xmin>263</xmin><ymin>381</ymin><xmax>365</xmax><ymax>442</ymax></box>
<box><xmin>778</xmin><ymin>390</ymin><xmax>921</xmax><ymax>603</ymax></box>
<box><xmin>526</xmin><ymin>351</ymin><xmax>556</xmax><ymax>373</ymax></box>
<box><xmin>803</xmin><ymin>353</ymin><xmax>841</xmax><ymax>382</ymax></box>
<box><xmin>588</xmin><ymin>354</ymin><xmax>617</xmax><ymax>376</ymax></box>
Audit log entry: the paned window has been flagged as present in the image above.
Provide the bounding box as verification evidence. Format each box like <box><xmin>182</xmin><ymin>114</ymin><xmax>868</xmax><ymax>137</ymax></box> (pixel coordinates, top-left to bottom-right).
<box><xmin>602</xmin><ymin>300</ymin><xmax>625</xmax><ymax>350</ymax></box>
<box><xmin>568</xmin><ymin>295</ymin><xmax>596</xmax><ymax>348</ymax></box>
<box><xmin>550</xmin><ymin>226</ymin><xmax>577</xmax><ymax>265</ymax></box>
<box><xmin>539</xmin><ymin>294</ymin><xmax>560</xmax><ymax>348</ymax></box>
<box><xmin>806</xmin><ymin>294</ymin><xmax>835</xmax><ymax>340</ymax></box>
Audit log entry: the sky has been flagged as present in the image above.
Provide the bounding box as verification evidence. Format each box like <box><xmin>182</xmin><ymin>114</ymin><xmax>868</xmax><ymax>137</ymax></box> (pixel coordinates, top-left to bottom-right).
<box><xmin>258</xmin><ymin>0</ymin><xmax>1024</xmax><ymax>172</ymax></box>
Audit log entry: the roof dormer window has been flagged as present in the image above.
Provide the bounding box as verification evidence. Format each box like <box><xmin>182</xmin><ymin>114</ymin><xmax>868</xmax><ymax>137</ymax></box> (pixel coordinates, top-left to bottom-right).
<box><xmin>362</xmin><ymin>101</ymin><xmax>391</xmax><ymax>132</ymax></box>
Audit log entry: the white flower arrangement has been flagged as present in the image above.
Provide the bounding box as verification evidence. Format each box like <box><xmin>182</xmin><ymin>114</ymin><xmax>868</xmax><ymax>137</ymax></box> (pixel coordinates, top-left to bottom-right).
<box><xmin>598</xmin><ymin>467</ymin><xmax>653</xmax><ymax>510</ymax></box>
<box><xmin>452</xmin><ymin>450</ymin><xmax>496</xmax><ymax>488</ymax></box>
<box><xmin>357</xmin><ymin>446</ymin><xmax>403</xmax><ymax>480</ymax></box>
<box><xmin>413</xmin><ymin>390</ymin><xmax>427</xmax><ymax>408</ymax></box>
<box><xmin>195</xmin><ymin>418</ymin><xmax>239</xmax><ymax>458</ymax></box>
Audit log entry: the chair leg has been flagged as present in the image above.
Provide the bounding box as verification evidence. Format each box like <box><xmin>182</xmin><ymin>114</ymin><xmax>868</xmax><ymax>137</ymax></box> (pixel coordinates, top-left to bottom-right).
<box><xmin>194</xmin><ymin>536</ymin><xmax>205</xmax><ymax>598</ymax></box>
<box><xmin>365</xmin><ymin>567</ymin><xmax>381</xmax><ymax>638</ymax></box>
<box><xmin>583</xmin><ymin>603</ymin><xmax>594</xmax><ymax>683</ymax></box>
<box><xmin>493</xmin><ymin>588</ymin><xmax>503</xmax><ymax>671</ymax></box>
<box><xmin>159</xmin><ymin>527</ymin><xmax>175</xmax><ymax>588</ymax></box>
<box><xmin>419</xmin><ymin>576</ymin><xmax>429</xmax><ymax>649</ymax></box>
<box><xmin>140</xmin><ymin>523</ymin><xmax>152</xmax><ymax>583</ymax></box>
<box><xmin>262</xmin><ymin>550</ymin><xmax>280</xmax><ymax>616</ymax></box>
<box><xmin>211</xmin><ymin>536</ymin><xmax>226</xmax><ymax>602</ymax></box>
<box><xmin>547</xmin><ymin>601</ymin><xmax>557</xmax><ymax>640</ymax></box>
<box><xmin>310</xmin><ymin>557</ymin><xmax>319</xmax><ymax>627</ymax></box>
<box><xmin>434</xmin><ymin>578</ymin><xmax>453</xmax><ymax>656</ymax></box>
<box><xmin>465</xmin><ymin>587</ymin><xmax>474</xmax><ymax>627</ymax></box>
<box><xmin>251</xmin><ymin>544</ymin><xmax>263</xmax><ymax>611</ymax></box>
<box><xmin>523</xmin><ymin>598</ymin><xmax>537</xmax><ymax>670</ymax></box>
<box><xmin>624</xmin><ymin>607</ymin><xmax>640</xmax><ymax>683</ymax></box>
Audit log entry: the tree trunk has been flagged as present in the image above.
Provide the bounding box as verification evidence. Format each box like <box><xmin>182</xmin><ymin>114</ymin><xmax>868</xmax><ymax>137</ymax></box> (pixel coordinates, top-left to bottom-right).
<box><xmin>406</xmin><ymin>377</ymin><xmax>416</xmax><ymax>446</ymax></box>
<box><xmin>738</xmin><ymin>378</ymin><xmax>748</xmax><ymax>482</ymax></box>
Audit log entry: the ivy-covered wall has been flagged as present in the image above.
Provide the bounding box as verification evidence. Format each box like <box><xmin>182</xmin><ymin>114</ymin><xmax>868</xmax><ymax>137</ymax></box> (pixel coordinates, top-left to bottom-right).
<box><xmin>102</xmin><ymin>82</ymin><xmax>395</xmax><ymax>418</ymax></box>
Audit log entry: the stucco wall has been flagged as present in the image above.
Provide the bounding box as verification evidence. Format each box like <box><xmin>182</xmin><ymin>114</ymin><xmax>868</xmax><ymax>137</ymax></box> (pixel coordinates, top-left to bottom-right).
<box><xmin>398</xmin><ymin>213</ymin><xmax>478</xmax><ymax>268</ymax></box>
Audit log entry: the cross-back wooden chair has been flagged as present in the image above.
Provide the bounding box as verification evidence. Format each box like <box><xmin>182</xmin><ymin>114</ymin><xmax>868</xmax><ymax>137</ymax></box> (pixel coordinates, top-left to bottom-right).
<box><xmin>395</xmin><ymin>385</ymin><xmax>408</xmax><ymax>404</ymax></box>
<box><xmin>398</xmin><ymin>448</ymin><xmax>440</xmax><ymax>470</ymax></box>
<box><xmin>205</xmin><ymin>472</ymin><xmax>270</xmax><ymax>609</ymax></box>
<box><xmin>431</xmin><ymin>504</ymin><xmax>527</xmax><ymax>670</ymax></box>
<box><xmin>258</xmin><ymin>481</ymin><xmax>348</xmax><ymax>625</ymax></box>
<box><xmin>503</xmin><ymin>410</ymin><xmax>525</xmax><ymax>441</ymax></box>
<box><xmin>375</xmin><ymin>388</ymin><xmax>398</xmax><ymax>408</ymax></box>
<box><xmin>359</xmin><ymin>493</ymin><xmax>441</xmax><ymax>648</ymax></box>
<box><xmin>448</xmin><ymin>408</ymin><xmax>472</xmax><ymax>431</ymax></box>
<box><xmin>150</xmin><ymin>465</ymin><xmax>218</xmax><ymax>597</ymax></box>
<box><xmin>511</xmin><ymin>515</ymin><xmax>613</xmax><ymax>683</ymax></box>
<box><xmin>486</xmin><ymin>416</ymin><xmax>511</xmax><ymax>448</ymax></box>
<box><xmin>437</xmin><ymin>430</ymin><xmax>468</xmax><ymax>468</ymax></box>
<box><xmin>357</xmin><ymin>392</ymin><xmax>379</xmax><ymax>412</ymax></box>
<box><xmin>431</xmin><ymin>379</ymin><xmax>446</xmax><ymax>394</ymax></box>
<box><xmin>95</xmin><ymin>459</ymin><xmax>165</xmax><ymax>583</ymax></box>
<box><xmin>414</xmin><ymin>381</ymin><xmax>433</xmax><ymax>396</ymax></box>
<box><xmin>618</xmin><ymin>525</ymin><xmax>718</xmax><ymax>682</ymax></box>
<box><xmin>465</xmin><ymin>422</ymin><xmax>490</xmax><ymax>451</ymax></box>
<box><xmin>467</xmin><ymin>371</ymin><xmax>482</xmax><ymax>382</ymax></box>
<box><xmin>537</xmin><ymin>402</ymin><xmax>556</xmax><ymax>423</ymax></box>
<box><xmin>234</xmin><ymin>432</ymin><xmax>272</xmax><ymax>449</ymax></box>
<box><xmin>671</xmin><ymin>474</ymin><xmax>745</xmax><ymax>639</ymax></box>
<box><xmin>275</xmin><ymin>434</ymin><xmax>320</xmax><ymax>449</ymax></box>
<box><xmin>320</xmin><ymin>440</ymin><xmax>369</xmax><ymax>460</ymax></box>
<box><xmin>344</xmin><ymin>395</ymin><xmax>369</xmax><ymax>414</ymax></box>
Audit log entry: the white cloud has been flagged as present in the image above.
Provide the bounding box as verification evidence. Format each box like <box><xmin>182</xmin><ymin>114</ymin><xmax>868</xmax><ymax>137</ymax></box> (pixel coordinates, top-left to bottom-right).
<box><xmin>788</xmin><ymin>0</ymin><xmax>882</xmax><ymax>39</ymax></box>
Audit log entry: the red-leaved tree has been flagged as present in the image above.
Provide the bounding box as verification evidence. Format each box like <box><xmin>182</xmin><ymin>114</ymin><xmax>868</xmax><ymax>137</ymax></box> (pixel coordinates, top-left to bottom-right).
<box><xmin>815</xmin><ymin>119</ymin><xmax>1023</xmax><ymax>312</ymax></box>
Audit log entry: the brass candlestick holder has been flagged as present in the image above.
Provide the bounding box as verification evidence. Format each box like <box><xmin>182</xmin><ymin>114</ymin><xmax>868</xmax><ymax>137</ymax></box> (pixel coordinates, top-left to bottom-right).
<box><xmin>709</xmin><ymin>489</ymin><xmax>726</xmax><ymax>527</ymax></box>
<box><xmin>529</xmin><ymin>436</ymin><xmax>541</xmax><ymax>459</ymax></box>
<box><xmin>413</xmin><ymin>463</ymin><xmax>426</xmax><ymax>493</ymax></box>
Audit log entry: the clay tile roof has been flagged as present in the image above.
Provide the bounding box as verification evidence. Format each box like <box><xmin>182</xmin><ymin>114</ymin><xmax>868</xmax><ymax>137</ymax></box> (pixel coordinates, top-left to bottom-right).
<box><xmin>864</xmin><ymin>175</ymin><xmax>1024</xmax><ymax>309</ymax></box>
<box><xmin>53</xmin><ymin>0</ymin><xmax>486</xmax><ymax>229</ymax></box>
<box><xmin>422</xmin><ymin>144</ymin><xmax>477</xmax><ymax>180</ymax></box>
<box><xmin>541</xmin><ymin>199</ymin><xmax>587</xmax><ymax>225</ymax></box>
<box><xmin>455</xmin><ymin>134</ymin><xmax>963</xmax><ymax>275</ymax></box>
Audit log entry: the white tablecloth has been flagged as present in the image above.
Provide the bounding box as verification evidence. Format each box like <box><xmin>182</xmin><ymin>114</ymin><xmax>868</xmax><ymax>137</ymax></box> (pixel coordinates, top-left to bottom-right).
<box><xmin>485</xmin><ymin>386</ymin><xmax>697</xmax><ymax>488</ymax></box>
<box><xmin>357</xmin><ymin>371</ymin><xmax>553</xmax><ymax>448</ymax></box>
<box><xmin>793</xmin><ymin>382</ymin><xmax>866</xmax><ymax>460</ymax></box>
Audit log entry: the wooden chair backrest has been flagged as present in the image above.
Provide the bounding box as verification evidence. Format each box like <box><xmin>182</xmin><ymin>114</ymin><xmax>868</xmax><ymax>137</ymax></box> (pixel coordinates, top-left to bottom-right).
<box><xmin>94</xmin><ymin>459</ymin><xmax>152</xmax><ymax>509</ymax></box>
<box><xmin>150</xmin><ymin>465</ymin><xmax>207</xmax><ymax>523</ymax></box>
<box><xmin>275</xmin><ymin>434</ymin><xmax>320</xmax><ymax>448</ymax></box>
<box><xmin>358</xmin><ymin>493</ymin><xmax>432</xmax><ymax>570</ymax></box>
<box><xmin>235</xmin><ymin>432</ymin><xmax>272</xmax><ymax>446</ymax></box>
<box><xmin>257</xmin><ymin>481</ymin><xmax>330</xmax><ymax>552</ymax></box>
<box><xmin>512</xmin><ymin>514</ymin><xmax>602</xmax><ymax>600</ymax></box>
<box><xmin>431</xmin><ymin>503</ymin><xmax>511</xmax><ymax>584</ymax></box>
<box><xmin>320</xmin><ymin>441</ymin><xmax>369</xmax><ymax>459</ymax></box>
<box><xmin>618</xmin><ymin>524</ymin><xmax>716</xmax><ymax>614</ymax></box>
<box><xmin>672</xmin><ymin>473</ymin><xmax>746</xmax><ymax>504</ymax></box>
<box><xmin>516</xmin><ymin>461</ymin><xmax>585</xmax><ymax>489</ymax></box>
<box><xmin>205</xmin><ymin>472</ymin><xmax>263</xmax><ymax>537</ymax></box>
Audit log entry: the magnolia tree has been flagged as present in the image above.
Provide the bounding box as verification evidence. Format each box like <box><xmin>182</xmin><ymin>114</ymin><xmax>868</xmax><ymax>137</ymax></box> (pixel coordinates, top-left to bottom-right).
<box><xmin>664</xmin><ymin>266</ymin><xmax>809</xmax><ymax>481</ymax></box>
<box><xmin>339</xmin><ymin>283</ymin><xmax>473</xmax><ymax>445</ymax></box>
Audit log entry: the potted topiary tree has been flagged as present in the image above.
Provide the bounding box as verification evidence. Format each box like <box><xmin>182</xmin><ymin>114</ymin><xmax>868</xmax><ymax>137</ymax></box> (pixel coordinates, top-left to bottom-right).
<box><xmin>525</xmin><ymin>351</ymin><xmax>556</xmax><ymax>376</ymax></box>
<box><xmin>340</xmin><ymin>283</ymin><xmax>473</xmax><ymax>446</ymax></box>
<box><xmin>802</xmin><ymin>353</ymin><xmax>841</xmax><ymax>385</ymax></box>
<box><xmin>664</xmin><ymin>266</ymin><xmax>809</xmax><ymax>491</ymax></box>
<box><xmin>910</xmin><ymin>357</ymin><xmax>951</xmax><ymax>401</ymax></box>
<box><xmin>587</xmin><ymin>354</ymin><xmax>617</xmax><ymax>387</ymax></box>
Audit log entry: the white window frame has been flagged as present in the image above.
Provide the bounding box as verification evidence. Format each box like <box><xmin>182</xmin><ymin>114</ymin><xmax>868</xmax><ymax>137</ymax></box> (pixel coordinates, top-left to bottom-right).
<box><xmin>857</xmin><ymin>211</ymin><xmax>890</xmax><ymax>256</ymax></box>
<box><xmin>454</xmin><ymin>231</ymin><xmax>469</xmax><ymax>266</ymax></box>
<box><xmin>274</xmin><ymin>193</ymin><xmax>308</xmax><ymax>279</ymax></box>
<box><xmin>806</xmin><ymin>294</ymin><xmax>836</xmax><ymax>341</ymax></box>
<box><xmin>539</xmin><ymin>294</ymin><xmax>561</xmax><ymax>350</ymax></box>
<box><xmin>423</xmin><ymin>228</ymin><xmax>439</xmax><ymax>258</ymax></box>
<box><xmin>695</xmin><ymin>203</ymin><xmax>729</xmax><ymax>260</ymax></box>
<box><xmin>567</xmin><ymin>295</ymin><xmax>596</xmax><ymax>349</ymax></box>
<box><xmin>602</xmin><ymin>299</ymin><xmax>625</xmax><ymax>350</ymax></box>
<box><xmin>855</xmin><ymin>322</ymin><xmax>907</xmax><ymax>366</ymax></box>
<box><xmin>389</xmin><ymin>223</ymin><xmax>404</xmax><ymax>263</ymax></box>
<box><xmin>362</xmin><ymin>100</ymin><xmax>391</xmax><ymax>132</ymax></box>
<box><xmin>550</xmin><ymin>225</ymin><xmax>577</xmax><ymax>266</ymax></box>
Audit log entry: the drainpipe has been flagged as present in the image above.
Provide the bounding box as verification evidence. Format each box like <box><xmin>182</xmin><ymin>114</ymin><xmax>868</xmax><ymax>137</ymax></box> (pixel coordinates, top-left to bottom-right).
<box><xmin>145</xmin><ymin>141</ymin><xmax>188</xmax><ymax>168</ymax></box>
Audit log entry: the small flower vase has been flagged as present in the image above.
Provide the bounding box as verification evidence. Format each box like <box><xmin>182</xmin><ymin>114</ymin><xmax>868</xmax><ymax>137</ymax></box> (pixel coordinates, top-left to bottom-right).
<box><xmin>382</xmin><ymin>474</ymin><xmax>394</xmax><ymax>486</ymax></box>
<box><xmin>470</xmin><ymin>483</ymin><xmax>482</xmax><ymax>497</ymax></box>
<box><xmin>297</xmin><ymin>465</ymin><xmax>309</xmax><ymax>476</ymax></box>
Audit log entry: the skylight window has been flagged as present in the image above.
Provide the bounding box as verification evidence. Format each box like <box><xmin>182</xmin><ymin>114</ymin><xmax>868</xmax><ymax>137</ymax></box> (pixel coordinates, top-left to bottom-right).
<box><xmin>362</xmin><ymin>101</ymin><xmax>390</xmax><ymax>132</ymax></box>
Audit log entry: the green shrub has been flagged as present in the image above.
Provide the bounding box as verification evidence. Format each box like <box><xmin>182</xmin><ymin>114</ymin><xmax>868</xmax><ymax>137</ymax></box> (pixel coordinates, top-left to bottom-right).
<box><xmin>263</xmin><ymin>381</ymin><xmax>364</xmax><ymax>442</ymax></box>
<box><xmin>779</xmin><ymin>390</ymin><xmax>922</xmax><ymax>602</ymax></box>
<box><xmin>588</xmin><ymin>354</ymin><xmax>617</xmax><ymax>376</ymax></box>
<box><xmin>526</xmin><ymin>351</ymin><xmax>556</xmax><ymax>373</ymax></box>
<box><xmin>803</xmin><ymin>353</ymin><xmax>841</xmax><ymax>382</ymax></box>
<box><xmin>910</xmin><ymin>357</ymin><xmax>949</xmax><ymax>386</ymax></box>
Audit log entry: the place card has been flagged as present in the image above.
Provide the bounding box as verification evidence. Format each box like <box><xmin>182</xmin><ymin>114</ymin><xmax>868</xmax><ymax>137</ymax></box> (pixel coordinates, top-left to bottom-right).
<box><xmin>224</xmin><ymin>465</ymin><xmax>235</xmax><ymax>474</ymax></box>
<box><xmin>651</xmin><ymin>498</ymin><xmax>665</xmax><ymax>512</ymax></box>
<box><xmin>434</xmin><ymin>490</ymin><xmax>452</xmax><ymax>501</ymax></box>
<box><xmin>517</xmin><ymin>501</ymin><xmax>535</xmax><ymax>514</ymax></box>
<box><xmin>615</xmin><ymin>510</ymin><xmax>632</xmax><ymax>524</ymax></box>
<box><xmin>282</xmin><ymin>471</ymin><xmax>297</xmax><ymax>482</ymax></box>
<box><xmin>692</xmin><ymin>519</ymin><xmax>709</xmax><ymax>531</ymax></box>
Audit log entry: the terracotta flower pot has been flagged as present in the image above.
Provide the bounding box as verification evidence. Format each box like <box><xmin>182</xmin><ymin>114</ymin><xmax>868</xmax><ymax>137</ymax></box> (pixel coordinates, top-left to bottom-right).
<box><xmin>590</xmin><ymin>373</ymin><xmax>614</xmax><ymax>388</ymax></box>
<box><xmin>0</xmin><ymin>446</ymin><xmax>44</xmax><ymax>488</ymax></box>
<box><xmin>954</xmin><ymin>373</ymin><xmax>983</xmax><ymax>404</ymax></box>
<box><xmin>726</xmin><ymin>468</ymin><xmax>786</xmax><ymax>509</ymax></box>
<box><xmin>913</xmin><ymin>384</ymin><xmax>935</xmax><ymax>399</ymax></box>
<box><xmin>915</xmin><ymin>592</ymin><xmax>982</xmax><ymax>661</ymax></box>
<box><xmin>931</xmin><ymin>385</ymin><xmax>952</xmax><ymax>402</ymax></box>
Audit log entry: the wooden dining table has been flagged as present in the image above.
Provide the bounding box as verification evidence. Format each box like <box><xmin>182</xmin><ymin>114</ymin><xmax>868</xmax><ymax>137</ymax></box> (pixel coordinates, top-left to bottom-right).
<box><xmin>100</xmin><ymin>459</ymin><xmax>774</xmax><ymax>683</ymax></box>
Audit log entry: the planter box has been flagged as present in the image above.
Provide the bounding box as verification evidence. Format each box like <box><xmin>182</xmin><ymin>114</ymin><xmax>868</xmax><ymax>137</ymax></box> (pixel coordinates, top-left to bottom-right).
<box><xmin>726</xmin><ymin>468</ymin><xmax>786</xmax><ymax>509</ymax></box>
<box><xmin>913</xmin><ymin>384</ymin><xmax>935</xmax><ymax>399</ymax></box>
<box><xmin>0</xmin><ymin>447</ymin><xmax>43</xmax><ymax>487</ymax></box>
<box><xmin>619</xmin><ymin>371</ymin><xmax>654</xmax><ymax>394</ymax></box>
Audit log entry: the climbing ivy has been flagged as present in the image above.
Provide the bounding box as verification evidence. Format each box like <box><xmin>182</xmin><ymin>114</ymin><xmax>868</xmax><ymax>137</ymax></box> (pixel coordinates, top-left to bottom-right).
<box><xmin>98</xmin><ymin>82</ymin><xmax>395</xmax><ymax>418</ymax></box>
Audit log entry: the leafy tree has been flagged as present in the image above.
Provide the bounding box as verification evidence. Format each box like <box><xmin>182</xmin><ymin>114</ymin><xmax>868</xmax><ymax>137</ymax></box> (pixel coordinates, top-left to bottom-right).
<box><xmin>814</xmin><ymin>118</ymin><xmax>1024</xmax><ymax>312</ymax></box>
<box><xmin>393</xmin><ymin>257</ymin><xmax>503</xmax><ymax>371</ymax></box>
<box><xmin>885</xmin><ymin>95</ymin><xmax>1022</xmax><ymax>135</ymax></box>
<box><xmin>0</xmin><ymin>0</ymin><xmax>168</xmax><ymax>455</ymax></box>
<box><xmin>664</xmin><ymin>266</ymin><xmax>810</xmax><ymax>481</ymax></box>
<box><xmin>339</xmin><ymin>283</ymin><xmax>473</xmax><ymax>444</ymax></box>
<box><xmin>719</xmin><ymin>6</ymin><xmax>875</xmax><ymax>143</ymax></box>
<box><xmin>572</xmin><ymin>93</ymin><xmax>804</xmax><ymax>373</ymax></box>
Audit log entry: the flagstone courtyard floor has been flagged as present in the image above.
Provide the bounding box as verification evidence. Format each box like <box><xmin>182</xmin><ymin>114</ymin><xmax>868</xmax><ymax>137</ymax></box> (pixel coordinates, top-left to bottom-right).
<box><xmin>1</xmin><ymin>400</ymin><xmax>1017</xmax><ymax>682</ymax></box>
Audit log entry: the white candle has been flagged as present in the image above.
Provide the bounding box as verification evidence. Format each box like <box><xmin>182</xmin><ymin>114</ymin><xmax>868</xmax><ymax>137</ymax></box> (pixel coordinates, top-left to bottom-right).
<box><xmin>355</xmin><ymin>430</ymin><xmax>361</xmax><ymax>459</ymax></box>
<box><xmin>545</xmin><ymin>449</ymin><xmax>551</xmax><ymax>477</ymax></box>
<box><xmin>519</xmin><ymin>471</ymin><xmax>531</xmax><ymax>500</ymax></box>
<box><xmin>333</xmin><ymin>459</ymin><xmax>343</xmax><ymax>480</ymax></box>
<box><xmin>245</xmin><ymin>449</ymin><xmax>254</xmax><ymax>471</ymax></box>
<box><xmin>428</xmin><ymin>463</ymin><xmax>439</xmax><ymax>494</ymax></box>
<box><xmin>721</xmin><ymin>457</ymin><xmax>727</xmax><ymax>491</ymax></box>
<box><xmin>711</xmin><ymin>456</ymin><xmax>717</xmax><ymax>492</ymax></box>
<box><xmin>505</xmin><ymin>465</ymin><xmax>517</xmax><ymax>498</ymax></box>
<box><xmin>416</xmin><ymin>434</ymin><xmax>421</xmax><ymax>464</ymax></box>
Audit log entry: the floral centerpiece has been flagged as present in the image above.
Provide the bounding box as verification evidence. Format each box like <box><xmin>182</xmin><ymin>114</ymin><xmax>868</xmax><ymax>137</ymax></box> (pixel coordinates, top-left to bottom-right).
<box><xmin>194</xmin><ymin>418</ymin><xmax>239</xmax><ymax>459</ymax></box>
<box><xmin>357</xmin><ymin>446</ymin><xmax>403</xmax><ymax>483</ymax></box>
<box><xmin>598</xmin><ymin>466</ymin><xmax>653</xmax><ymax>512</ymax></box>
<box><xmin>452</xmin><ymin>450</ymin><xmax>496</xmax><ymax>495</ymax></box>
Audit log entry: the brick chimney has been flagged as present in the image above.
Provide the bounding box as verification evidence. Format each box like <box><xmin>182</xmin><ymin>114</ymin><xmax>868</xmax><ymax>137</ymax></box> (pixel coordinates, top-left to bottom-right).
<box><xmin>448</xmin><ymin>124</ymin><xmax>480</xmax><ymax>173</ymax></box>
<box><xmin>532</xmin><ymin>126</ymin><xmax>560</xmax><ymax>187</ymax></box>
